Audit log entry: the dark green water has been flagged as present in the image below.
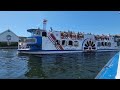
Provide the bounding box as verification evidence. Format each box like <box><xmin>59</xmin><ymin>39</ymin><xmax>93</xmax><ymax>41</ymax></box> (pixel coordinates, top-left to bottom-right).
<box><xmin>0</xmin><ymin>49</ymin><xmax>118</xmax><ymax>79</ymax></box>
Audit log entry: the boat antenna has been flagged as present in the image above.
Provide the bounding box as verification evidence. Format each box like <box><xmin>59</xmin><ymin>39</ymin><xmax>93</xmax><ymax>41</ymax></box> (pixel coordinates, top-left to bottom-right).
<box><xmin>50</xmin><ymin>27</ymin><xmax>53</xmax><ymax>32</ymax></box>
<box><xmin>43</xmin><ymin>19</ymin><xmax>47</xmax><ymax>30</ymax></box>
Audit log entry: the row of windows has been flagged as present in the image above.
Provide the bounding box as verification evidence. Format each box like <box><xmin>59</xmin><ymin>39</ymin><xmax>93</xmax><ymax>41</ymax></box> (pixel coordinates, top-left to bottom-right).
<box><xmin>97</xmin><ymin>42</ymin><xmax>111</xmax><ymax>47</ymax></box>
<box><xmin>55</xmin><ymin>40</ymin><xmax>79</xmax><ymax>47</ymax></box>
<box><xmin>35</xmin><ymin>31</ymin><xmax>47</xmax><ymax>37</ymax></box>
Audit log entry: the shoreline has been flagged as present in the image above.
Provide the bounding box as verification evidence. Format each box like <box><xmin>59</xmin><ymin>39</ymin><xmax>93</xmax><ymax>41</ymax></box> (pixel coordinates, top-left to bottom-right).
<box><xmin>0</xmin><ymin>46</ymin><xmax>18</xmax><ymax>49</ymax></box>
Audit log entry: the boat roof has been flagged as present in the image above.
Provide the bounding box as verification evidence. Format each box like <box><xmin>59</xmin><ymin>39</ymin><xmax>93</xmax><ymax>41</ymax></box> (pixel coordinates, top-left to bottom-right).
<box><xmin>27</xmin><ymin>28</ymin><xmax>46</xmax><ymax>33</ymax></box>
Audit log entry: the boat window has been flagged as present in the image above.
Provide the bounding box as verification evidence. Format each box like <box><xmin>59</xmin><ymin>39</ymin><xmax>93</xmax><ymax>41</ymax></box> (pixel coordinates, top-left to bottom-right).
<box><xmin>62</xmin><ymin>40</ymin><xmax>66</xmax><ymax>45</ymax></box>
<box><xmin>68</xmin><ymin>41</ymin><xmax>73</xmax><ymax>46</ymax></box>
<box><xmin>26</xmin><ymin>45</ymin><xmax>30</xmax><ymax>48</ymax></box>
<box><xmin>105</xmin><ymin>42</ymin><xmax>107</xmax><ymax>46</ymax></box>
<box><xmin>56</xmin><ymin>40</ymin><xmax>60</xmax><ymax>45</ymax></box>
<box><xmin>101</xmin><ymin>42</ymin><xmax>104</xmax><ymax>46</ymax></box>
<box><xmin>35</xmin><ymin>30</ymin><xmax>41</xmax><ymax>35</ymax></box>
<box><xmin>74</xmin><ymin>41</ymin><xmax>79</xmax><ymax>47</ymax></box>
<box><xmin>108</xmin><ymin>42</ymin><xmax>111</xmax><ymax>47</ymax></box>
<box><xmin>117</xmin><ymin>42</ymin><xmax>120</xmax><ymax>46</ymax></box>
<box><xmin>42</xmin><ymin>32</ymin><xmax>47</xmax><ymax>37</ymax></box>
<box><xmin>97</xmin><ymin>42</ymin><xmax>101</xmax><ymax>46</ymax></box>
<box><xmin>26</xmin><ymin>38</ymin><xmax>36</xmax><ymax>43</ymax></box>
<box><xmin>36</xmin><ymin>31</ymin><xmax>39</xmax><ymax>35</ymax></box>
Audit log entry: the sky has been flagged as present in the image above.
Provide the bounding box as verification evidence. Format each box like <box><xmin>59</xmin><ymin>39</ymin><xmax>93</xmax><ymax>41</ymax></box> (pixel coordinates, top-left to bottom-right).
<box><xmin>0</xmin><ymin>11</ymin><xmax>120</xmax><ymax>37</ymax></box>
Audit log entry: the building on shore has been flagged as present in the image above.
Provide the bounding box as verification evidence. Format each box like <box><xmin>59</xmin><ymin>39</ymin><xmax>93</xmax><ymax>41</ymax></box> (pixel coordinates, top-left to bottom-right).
<box><xmin>0</xmin><ymin>29</ymin><xmax>19</xmax><ymax>47</ymax></box>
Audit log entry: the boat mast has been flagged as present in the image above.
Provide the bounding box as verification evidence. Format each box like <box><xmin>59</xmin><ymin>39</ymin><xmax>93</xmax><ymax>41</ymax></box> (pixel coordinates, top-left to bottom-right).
<box><xmin>43</xmin><ymin>19</ymin><xmax>47</xmax><ymax>31</ymax></box>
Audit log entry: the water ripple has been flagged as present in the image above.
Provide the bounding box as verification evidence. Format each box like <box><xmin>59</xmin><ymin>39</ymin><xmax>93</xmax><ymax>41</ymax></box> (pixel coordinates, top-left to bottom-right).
<box><xmin>0</xmin><ymin>49</ymin><xmax>118</xmax><ymax>79</ymax></box>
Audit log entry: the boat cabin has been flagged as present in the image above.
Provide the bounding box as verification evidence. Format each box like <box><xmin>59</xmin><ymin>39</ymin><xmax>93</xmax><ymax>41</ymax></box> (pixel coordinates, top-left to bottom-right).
<box><xmin>27</xmin><ymin>28</ymin><xmax>47</xmax><ymax>37</ymax></box>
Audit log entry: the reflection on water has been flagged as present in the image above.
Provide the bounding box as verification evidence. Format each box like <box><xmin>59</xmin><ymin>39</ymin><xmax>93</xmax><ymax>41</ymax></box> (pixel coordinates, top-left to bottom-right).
<box><xmin>0</xmin><ymin>49</ymin><xmax>28</xmax><ymax>79</ymax></box>
<box><xmin>0</xmin><ymin>49</ymin><xmax>118</xmax><ymax>79</ymax></box>
<box><xmin>25</xmin><ymin>56</ymin><xmax>46</xmax><ymax>79</ymax></box>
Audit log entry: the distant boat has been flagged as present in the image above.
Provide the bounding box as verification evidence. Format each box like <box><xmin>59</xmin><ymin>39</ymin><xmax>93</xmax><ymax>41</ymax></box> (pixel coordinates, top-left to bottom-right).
<box><xmin>17</xmin><ymin>20</ymin><xmax>120</xmax><ymax>54</ymax></box>
<box><xmin>95</xmin><ymin>52</ymin><xmax>120</xmax><ymax>79</ymax></box>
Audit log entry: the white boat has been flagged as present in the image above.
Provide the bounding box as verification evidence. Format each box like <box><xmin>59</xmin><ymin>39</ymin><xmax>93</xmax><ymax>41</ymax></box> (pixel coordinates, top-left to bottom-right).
<box><xmin>18</xmin><ymin>20</ymin><xmax>120</xmax><ymax>54</ymax></box>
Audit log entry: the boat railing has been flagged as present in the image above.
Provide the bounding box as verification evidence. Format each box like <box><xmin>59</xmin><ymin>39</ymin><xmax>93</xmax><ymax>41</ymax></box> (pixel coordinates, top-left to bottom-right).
<box><xmin>18</xmin><ymin>42</ymin><xmax>30</xmax><ymax>50</ymax></box>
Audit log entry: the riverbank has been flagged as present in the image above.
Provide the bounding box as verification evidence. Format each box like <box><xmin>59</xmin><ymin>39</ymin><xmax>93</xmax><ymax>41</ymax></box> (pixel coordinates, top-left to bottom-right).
<box><xmin>0</xmin><ymin>46</ymin><xmax>18</xmax><ymax>49</ymax></box>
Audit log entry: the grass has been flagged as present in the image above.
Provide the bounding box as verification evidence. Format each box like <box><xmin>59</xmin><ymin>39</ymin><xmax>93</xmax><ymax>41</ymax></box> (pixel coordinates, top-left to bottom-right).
<box><xmin>0</xmin><ymin>42</ymin><xmax>18</xmax><ymax>47</ymax></box>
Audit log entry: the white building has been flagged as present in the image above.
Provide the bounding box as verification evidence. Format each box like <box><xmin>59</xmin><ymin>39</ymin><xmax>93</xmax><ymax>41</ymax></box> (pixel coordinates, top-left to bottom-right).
<box><xmin>0</xmin><ymin>29</ymin><xmax>19</xmax><ymax>45</ymax></box>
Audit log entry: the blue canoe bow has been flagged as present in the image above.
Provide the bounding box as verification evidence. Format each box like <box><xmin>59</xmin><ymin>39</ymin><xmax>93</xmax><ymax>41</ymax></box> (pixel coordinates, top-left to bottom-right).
<box><xmin>95</xmin><ymin>52</ymin><xmax>120</xmax><ymax>79</ymax></box>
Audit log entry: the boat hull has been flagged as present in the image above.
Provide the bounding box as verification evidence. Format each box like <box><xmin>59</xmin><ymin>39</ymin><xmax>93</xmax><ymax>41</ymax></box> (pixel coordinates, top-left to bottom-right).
<box><xmin>17</xmin><ymin>50</ymin><xmax>83</xmax><ymax>55</ymax></box>
<box><xmin>17</xmin><ymin>49</ymin><xmax>119</xmax><ymax>55</ymax></box>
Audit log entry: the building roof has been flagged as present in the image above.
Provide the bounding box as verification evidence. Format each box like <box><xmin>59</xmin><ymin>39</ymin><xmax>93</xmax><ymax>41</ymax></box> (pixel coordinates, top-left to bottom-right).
<box><xmin>0</xmin><ymin>29</ymin><xmax>18</xmax><ymax>38</ymax></box>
